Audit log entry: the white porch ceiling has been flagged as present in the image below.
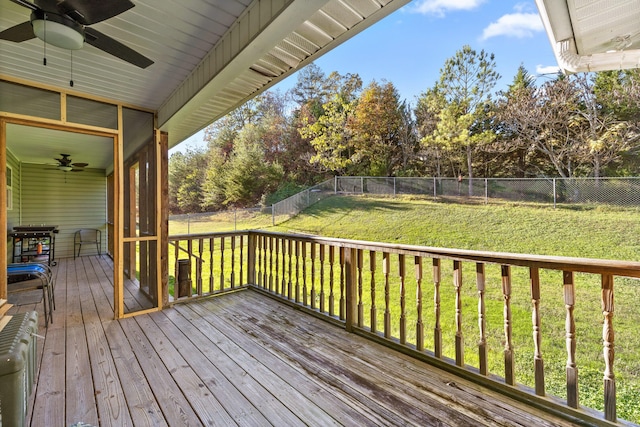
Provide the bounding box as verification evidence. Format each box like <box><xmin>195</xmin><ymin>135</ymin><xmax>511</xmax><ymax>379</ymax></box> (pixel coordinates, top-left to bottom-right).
<box><xmin>1</xmin><ymin>0</ymin><xmax>410</xmax><ymax>156</ymax></box>
<box><xmin>536</xmin><ymin>0</ymin><xmax>640</xmax><ymax>73</ymax></box>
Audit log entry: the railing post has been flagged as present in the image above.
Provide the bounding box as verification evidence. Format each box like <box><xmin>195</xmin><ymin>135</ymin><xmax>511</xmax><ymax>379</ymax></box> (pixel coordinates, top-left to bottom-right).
<box><xmin>247</xmin><ymin>232</ymin><xmax>256</xmax><ymax>285</ymax></box>
<box><xmin>344</xmin><ymin>247</ymin><xmax>358</xmax><ymax>333</ymax></box>
<box><xmin>564</xmin><ymin>271</ymin><xmax>578</xmax><ymax>408</ymax></box>
<box><xmin>602</xmin><ymin>274</ymin><xmax>616</xmax><ymax>422</ymax></box>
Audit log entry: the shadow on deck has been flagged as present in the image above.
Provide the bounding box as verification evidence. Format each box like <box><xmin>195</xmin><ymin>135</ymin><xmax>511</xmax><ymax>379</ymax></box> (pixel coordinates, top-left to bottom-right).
<box><xmin>8</xmin><ymin>256</ymin><xmax>578</xmax><ymax>426</ymax></box>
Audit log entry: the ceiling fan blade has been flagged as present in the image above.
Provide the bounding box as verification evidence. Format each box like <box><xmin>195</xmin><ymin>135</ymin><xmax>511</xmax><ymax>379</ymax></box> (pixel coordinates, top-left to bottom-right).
<box><xmin>72</xmin><ymin>162</ymin><xmax>88</xmax><ymax>168</ymax></box>
<box><xmin>57</xmin><ymin>0</ymin><xmax>135</xmax><ymax>25</ymax></box>
<box><xmin>0</xmin><ymin>21</ymin><xmax>36</xmax><ymax>42</ymax></box>
<box><xmin>9</xmin><ymin>0</ymin><xmax>39</xmax><ymax>11</ymax></box>
<box><xmin>85</xmin><ymin>27</ymin><xmax>153</xmax><ymax>69</ymax></box>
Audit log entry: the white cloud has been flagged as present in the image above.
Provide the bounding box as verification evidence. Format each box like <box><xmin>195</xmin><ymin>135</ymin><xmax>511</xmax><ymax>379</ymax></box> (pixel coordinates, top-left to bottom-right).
<box><xmin>413</xmin><ymin>0</ymin><xmax>485</xmax><ymax>17</ymax></box>
<box><xmin>535</xmin><ymin>64</ymin><xmax>561</xmax><ymax>75</ymax></box>
<box><xmin>481</xmin><ymin>13</ymin><xmax>543</xmax><ymax>40</ymax></box>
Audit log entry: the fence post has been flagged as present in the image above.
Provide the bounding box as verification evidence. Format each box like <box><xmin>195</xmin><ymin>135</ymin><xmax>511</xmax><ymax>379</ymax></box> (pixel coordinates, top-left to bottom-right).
<box><xmin>334</xmin><ymin>175</ymin><xmax>338</xmax><ymax>194</ymax></box>
<box><xmin>234</xmin><ymin>209</ymin><xmax>237</xmax><ymax>231</ymax></box>
<box><xmin>553</xmin><ymin>179</ymin><xmax>557</xmax><ymax>209</ymax></box>
<box><xmin>361</xmin><ymin>176</ymin><xmax>364</xmax><ymax>194</ymax></box>
<box><xmin>485</xmin><ymin>178</ymin><xmax>488</xmax><ymax>204</ymax></box>
<box><xmin>247</xmin><ymin>232</ymin><xmax>257</xmax><ymax>284</ymax></box>
<box><xmin>433</xmin><ymin>177</ymin><xmax>437</xmax><ymax>200</ymax></box>
<box><xmin>393</xmin><ymin>177</ymin><xmax>397</xmax><ymax>197</ymax></box>
<box><xmin>272</xmin><ymin>205</ymin><xmax>275</xmax><ymax>226</ymax></box>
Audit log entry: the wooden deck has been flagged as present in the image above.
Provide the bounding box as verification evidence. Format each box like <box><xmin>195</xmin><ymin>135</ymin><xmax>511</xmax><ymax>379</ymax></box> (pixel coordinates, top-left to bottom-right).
<box><xmin>7</xmin><ymin>256</ymin><xmax>580</xmax><ymax>426</ymax></box>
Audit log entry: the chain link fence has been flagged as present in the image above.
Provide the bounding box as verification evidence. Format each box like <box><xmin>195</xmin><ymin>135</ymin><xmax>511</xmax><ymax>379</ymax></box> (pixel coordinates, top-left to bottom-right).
<box><xmin>172</xmin><ymin>177</ymin><xmax>640</xmax><ymax>231</ymax></box>
<box><xmin>169</xmin><ymin>207</ymin><xmax>273</xmax><ymax>234</ymax></box>
<box><xmin>335</xmin><ymin>176</ymin><xmax>640</xmax><ymax>206</ymax></box>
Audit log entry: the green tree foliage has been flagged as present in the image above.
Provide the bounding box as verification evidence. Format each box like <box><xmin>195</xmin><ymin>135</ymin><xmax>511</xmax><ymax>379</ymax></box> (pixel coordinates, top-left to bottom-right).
<box><xmin>420</xmin><ymin>45</ymin><xmax>499</xmax><ymax>190</ymax></box>
<box><xmin>169</xmin><ymin>55</ymin><xmax>640</xmax><ymax>214</ymax></box>
<box><xmin>350</xmin><ymin>80</ymin><xmax>412</xmax><ymax>176</ymax></box>
<box><xmin>298</xmin><ymin>72</ymin><xmax>362</xmax><ymax>174</ymax></box>
<box><xmin>168</xmin><ymin>147</ymin><xmax>208</xmax><ymax>213</ymax></box>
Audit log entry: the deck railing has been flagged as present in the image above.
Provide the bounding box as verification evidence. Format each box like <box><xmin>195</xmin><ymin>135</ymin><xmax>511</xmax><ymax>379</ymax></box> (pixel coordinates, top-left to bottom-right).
<box><xmin>168</xmin><ymin>230</ymin><xmax>640</xmax><ymax>426</ymax></box>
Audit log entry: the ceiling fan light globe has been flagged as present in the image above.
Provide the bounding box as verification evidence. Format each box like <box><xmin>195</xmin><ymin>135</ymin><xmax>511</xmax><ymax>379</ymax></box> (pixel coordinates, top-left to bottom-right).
<box><xmin>31</xmin><ymin>13</ymin><xmax>85</xmax><ymax>50</ymax></box>
<box><xmin>58</xmin><ymin>165</ymin><xmax>73</xmax><ymax>172</ymax></box>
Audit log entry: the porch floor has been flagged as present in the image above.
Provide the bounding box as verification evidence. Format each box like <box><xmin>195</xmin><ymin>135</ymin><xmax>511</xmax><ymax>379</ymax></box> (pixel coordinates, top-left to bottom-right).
<box><xmin>8</xmin><ymin>256</ymin><xmax>577</xmax><ymax>426</ymax></box>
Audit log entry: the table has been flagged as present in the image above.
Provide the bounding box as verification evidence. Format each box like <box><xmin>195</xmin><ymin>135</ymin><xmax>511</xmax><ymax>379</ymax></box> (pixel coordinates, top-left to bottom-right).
<box><xmin>10</xmin><ymin>226</ymin><xmax>58</xmax><ymax>266</ymax></box>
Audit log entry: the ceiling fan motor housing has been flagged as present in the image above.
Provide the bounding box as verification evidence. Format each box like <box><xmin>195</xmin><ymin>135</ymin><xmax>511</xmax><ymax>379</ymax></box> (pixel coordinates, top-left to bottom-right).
<box><xmin>31</xmin><ymin>10</ymin><xmax>85</xmax><ymax>50</ymax></box>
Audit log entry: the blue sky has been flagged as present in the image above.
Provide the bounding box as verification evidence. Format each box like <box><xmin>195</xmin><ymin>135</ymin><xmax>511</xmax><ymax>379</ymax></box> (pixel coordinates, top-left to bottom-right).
<box><xmin>176</xmin><ymin>0</ymin><xmax>558</xmax><ymax>151</ymax></box>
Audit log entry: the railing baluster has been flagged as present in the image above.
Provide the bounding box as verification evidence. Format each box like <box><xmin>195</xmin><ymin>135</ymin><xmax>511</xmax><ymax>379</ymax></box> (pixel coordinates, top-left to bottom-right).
<box><xmin>415</xmin><ymin>256</ymin><xmax>424</xmax><ymax>351</ymax></box>
<box><xmin>564</xmin><ymin>270</ymin><xmax>578</xmax><ymax>408</ymax></box>
<box><xmin>602</xmin><ymin>274</ymin><xmax>616</xmax><ymax>422</ymax></box>
<box><xmin>268</xmin><ymin>236</ymin><xmax>273</xmax><ymax>292</ymax></box>
<box><xmin>310</xmin><ymin>243</ymin><xmax>316</xmax><ymax>309</ymax></box>
<box><xmin>263</xmin><ymin>235</ymin><xmax>268</xmax><ymax>288</ymax></box>
<box><xmin>295</xmin><ymin>240</ymin><xmax>301</xmax><ymax>303</ymax></box>
<box><xmin>275</xmin><ymin>238</ymin><xmax>281</xmax><ymax>295</ymax></box>
<box><xmin>530</xmin><ymin>267</ymin><xmax>545</xmax><ymax>396</ymax></box>
<box><xmin>302</xmin><ymin>241</ymin><xmax>308</xmax><ymax>306</ymax></box>
<box><xmin>230</xmin><ymin>236</ymin><xmax>236</xmax><ymax>289</ymax></box>
<box><xmin>502</xmin><ymin>265</ymin><xmax>515</xmax><ymax>385</ymax></box>
<box><xmin>370</xmin><ymin>251</ymin><xmax>377</xmax><ymax>334</ymax></box>
<box><xmin>197</xmin><ymin>238</ymin><xmax>204</xmax><ymax>294</ymax></box>
<box><xmin>255</xmin><ymin>235</ymin><xmax>262</xmax><ymax>286</ymax></box>
<box><xmin>399</xmin><ymin>254</ymin><xmax>406</xmax><ymax>345</ymax></box>
<box><xmin>433</xmin><ymin>258</ymin><xmax>442</xmax><ymax>358</ymax></box>
<box><xmin>477</xmin><ymin>263</ymin><xmax>487</xmax><ymax>375</ymax></box>
<box><xmin>340</xmin><ymin>247</ymin><xmax>345</xmax><ymax>320</ymax></box>
<box><xmin>454</xmin><ymin>260</ymin><xmax>464</xmax><ymax>366</ymax></box>
<box><xmin>208</xmin><ymin>237</ymin><xmax>214</xmax><ymax>292</ymax></box>
<box><xmin>239</xmin><ymin>235</ymin><xmax>244</xmax><ymax>286</ymax></box>
<box><xmin>319</xmin><ymin>244</ymin><xmax>326</xmax><ymax>313</ymax></box>
<box><xmin>357</xmin><ymin>249</ymin><xmax>364</xmax><ymax>328</ymax></box>
<box><xmin>187</xmin><ymin>239</ymin><xmax>193</xmax><ymax>297</ymax></box>
<box><xmin>384</xmin><ymin>252</ymin><xmax>391</xmax><ymax>339</ymax></box>
<box><xmin>219</xmin><ymin>236</ymin><xmax>225</xmax><ymax>291</ymax></box>
<box><xmin>287</xmin><ymin>240</ymin><xmax>293</xmax><ymax>300</ymax></box>
<box><xmin>329</xmin><ymin>245</ymin><xmax>335</xmax><ymax>316</ymax></box>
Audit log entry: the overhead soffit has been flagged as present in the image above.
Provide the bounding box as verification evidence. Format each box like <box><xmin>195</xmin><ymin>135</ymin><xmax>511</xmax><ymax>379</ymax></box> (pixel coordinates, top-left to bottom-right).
<box><xmin>0</xmin><ymin>0</ymin><xmax>410</xmax><ymax>150</ymax></box>
<box><xmin>536</xmin><ymin>0</ymin><xmax>640</xmax><ymax>73</ymax></box>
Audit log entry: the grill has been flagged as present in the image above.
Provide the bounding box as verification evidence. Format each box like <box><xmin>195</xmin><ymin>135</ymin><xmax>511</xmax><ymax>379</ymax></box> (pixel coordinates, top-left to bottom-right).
<box><xmin>0</xmin><ymin>312</ymin><xmax>39</xmax><ymax>427</ymax></box>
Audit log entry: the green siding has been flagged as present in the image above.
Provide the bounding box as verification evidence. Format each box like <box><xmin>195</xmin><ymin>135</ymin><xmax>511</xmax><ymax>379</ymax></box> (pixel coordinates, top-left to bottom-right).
<box><xmin>20</xmin><ymin>163</ymin><xmax>107</xmax><ymax>259</ymax></box>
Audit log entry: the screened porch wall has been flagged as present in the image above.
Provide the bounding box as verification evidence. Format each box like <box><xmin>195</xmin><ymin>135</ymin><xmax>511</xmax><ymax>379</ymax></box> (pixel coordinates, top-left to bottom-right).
<box><xmin>19</xmin><ymin>163</ymin><xmax>107</xmax><ymax>259</ymax></box>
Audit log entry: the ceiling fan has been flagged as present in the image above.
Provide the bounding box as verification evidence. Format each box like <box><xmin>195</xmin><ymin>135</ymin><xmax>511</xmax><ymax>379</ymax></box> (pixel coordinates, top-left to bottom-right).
<box><xmin>0</xmin><ymin>0</ymin><xmax>153</xmax><ymax>68</ymax></box>
<box><xmin>48</xmin><ymin>153</ymin><xmax>88</xmax><ymax>172</ymax></box>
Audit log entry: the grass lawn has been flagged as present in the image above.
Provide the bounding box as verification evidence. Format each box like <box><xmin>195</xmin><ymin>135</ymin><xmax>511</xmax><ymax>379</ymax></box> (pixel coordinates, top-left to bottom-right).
<box><xmin>271</xmin><ymin>195</ymin><xmax>640</xmax><ymax>423</ymax></box>
<box><xmin>170</xmin><ymin>195</ymin><xmax>640</xmax><ymax>423</ymax></box>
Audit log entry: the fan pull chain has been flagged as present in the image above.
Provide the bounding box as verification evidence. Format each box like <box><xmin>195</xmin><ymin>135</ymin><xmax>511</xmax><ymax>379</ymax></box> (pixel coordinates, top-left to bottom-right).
<box><xmin>42</xmin><ymin>14</ymin><xmax>47</xmax><ymax>66</ymax></box>
<box><xmin>70</xmin><ymin>51</ymin><xmax>74</xmax><ymax>87</ymax></box>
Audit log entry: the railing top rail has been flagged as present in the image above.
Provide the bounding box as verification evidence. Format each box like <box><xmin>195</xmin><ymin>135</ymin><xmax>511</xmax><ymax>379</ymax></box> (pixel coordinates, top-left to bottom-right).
<box><xmin>249</xmin><ymin>230</ymin><xmax>640</xmax><ymax>278</ymax></box>
<box><xmin>168</xmin><ymin>229</ymin><xmax>640</xmax><ymax>278</ymax></box>
<box><xmin>169</xmin><ymin>231</ymin><xmax>246</xmax><ymax>240</ymax></box>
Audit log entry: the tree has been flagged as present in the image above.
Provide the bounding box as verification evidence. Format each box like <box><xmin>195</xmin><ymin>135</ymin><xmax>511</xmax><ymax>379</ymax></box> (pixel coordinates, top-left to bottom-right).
<box><xmin>423</xmin><ymin>45</ymin><xmax>500</xmax><ymax>193</ymax></box>
<box><xmin>168</xmin><ymin>147</ymin><xmax>208</xmax><ymax>213</ymax></box>
<box><xmin>298</xmin><ymin>72</ymin><xmax>362</xmax><ymax>174</ymax></box>
<box><xmin>350</xmin><ymin>80</ymin><xmax>410</xmax><ymax>175</ymax></box>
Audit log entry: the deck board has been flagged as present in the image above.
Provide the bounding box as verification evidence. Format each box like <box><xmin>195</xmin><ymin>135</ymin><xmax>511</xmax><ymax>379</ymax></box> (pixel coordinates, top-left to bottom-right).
<box><xmin>7</xmin><ymin>256</ymin><xmax>579</xmax><ymax>426</ymax></box>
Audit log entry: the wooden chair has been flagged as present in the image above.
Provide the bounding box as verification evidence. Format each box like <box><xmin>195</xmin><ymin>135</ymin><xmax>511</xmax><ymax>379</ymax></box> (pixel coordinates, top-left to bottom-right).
<box><xmin>74</xmin><ymin>229</ymin><xmax>101</xmax><ymax>259</ymax></box>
